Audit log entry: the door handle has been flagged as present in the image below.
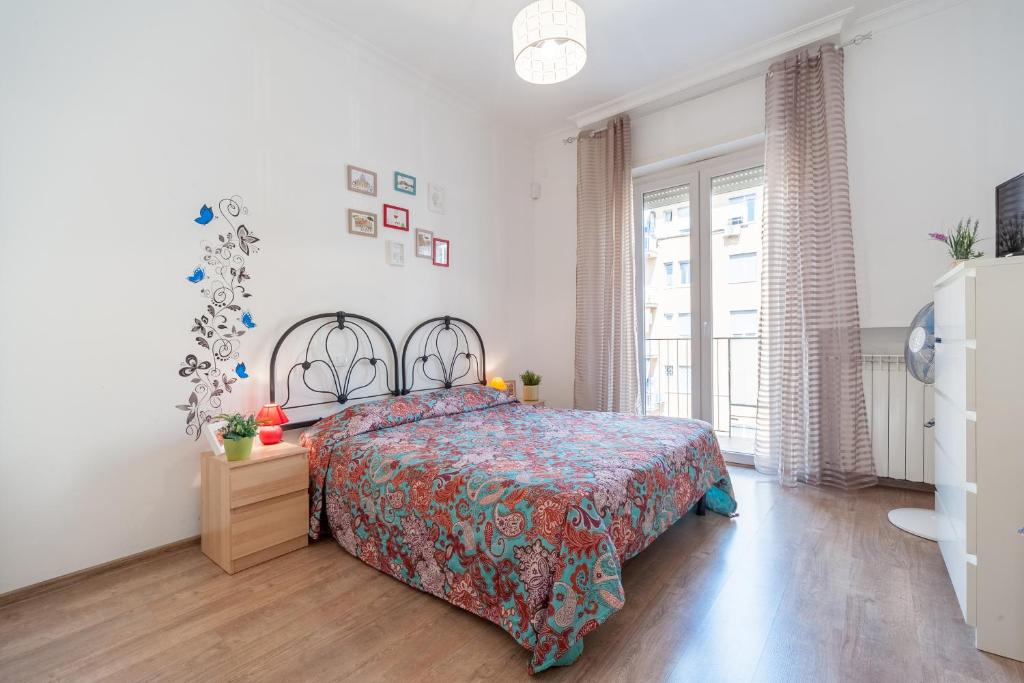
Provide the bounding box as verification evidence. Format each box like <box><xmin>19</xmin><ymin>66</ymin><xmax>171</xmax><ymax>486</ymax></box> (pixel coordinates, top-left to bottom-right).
<box><xmin>925</xmin><ymin>419</ymin><xmax>935</xmax><ymax>428</ymax></box>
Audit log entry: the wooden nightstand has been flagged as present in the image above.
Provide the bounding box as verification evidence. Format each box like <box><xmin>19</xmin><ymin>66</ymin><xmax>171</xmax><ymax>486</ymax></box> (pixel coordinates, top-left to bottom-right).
<box><xmin>201</xmin><ymin>441</ymin><xmax>309</xmax><ymax>574</ymax></box>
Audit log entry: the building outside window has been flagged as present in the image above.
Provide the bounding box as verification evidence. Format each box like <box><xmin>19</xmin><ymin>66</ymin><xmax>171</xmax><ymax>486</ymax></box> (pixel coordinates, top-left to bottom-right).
<box><xmin>676</xmin><ymin>312</ymin><xmax>691</xmax><ymax>337</ymax></box>
<box><xmin>728</xmin><ymin>193</ymin><xmax>756</xmax><ymax>223</ymax></box>
<box><xmin>730</xmin><ymin>309</ymin><xmax>758</xmax><ymax>337</ymax></box>
<box><xmin>728</xmin><ymin>252</ymin><xmax>757</xmax><ymax>283</ymax></box>
<box><xmin>678</xmin><ymin>260</ymin><xmax>691</xmax><ymax>286</ymax></box>
<box><xmin>663</xmin><ymin>261</ymin><xmax>674</xmax><ymax>286</ymax></box>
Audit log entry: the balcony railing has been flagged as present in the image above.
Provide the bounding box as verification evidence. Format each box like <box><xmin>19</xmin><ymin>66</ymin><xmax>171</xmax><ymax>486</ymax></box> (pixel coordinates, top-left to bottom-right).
<box><xmin>644</xmin><ymin>336</ymin><xmax>759</xmax><ymax>452</ymax></box>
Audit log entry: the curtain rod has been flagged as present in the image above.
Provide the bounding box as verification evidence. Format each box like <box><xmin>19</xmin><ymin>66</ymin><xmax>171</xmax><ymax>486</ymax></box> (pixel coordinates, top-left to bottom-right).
<box><xmin>563</xmin><ymin>32</ymin><xmax>872</xmax><ymax>144</ymax></box>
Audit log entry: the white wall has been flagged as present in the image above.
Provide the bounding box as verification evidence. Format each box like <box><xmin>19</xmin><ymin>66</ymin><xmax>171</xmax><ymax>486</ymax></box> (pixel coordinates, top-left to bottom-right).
<box><xmin>632</xmin><ymin>77</ymin><xmax>765</xmax><ymax>170</ymax></box>
<box><xmin>0</xmin><ymin>0</ymin><xmax>534</xmax><ymax>593</ymax></box>
<box><xmin>846</xmin><ymin>0</ymin><xmax>1024</xmax><ymax>327</ymax></box>
<box><xmin>529</xmin><ymin>136</ymin><xmax>577</xmax><ymax>409</ymax></box>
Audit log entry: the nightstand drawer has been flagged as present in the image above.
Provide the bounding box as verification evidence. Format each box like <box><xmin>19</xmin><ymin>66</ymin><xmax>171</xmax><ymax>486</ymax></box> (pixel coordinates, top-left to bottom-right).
<box><xmin>230</xmin><ymin>490</ymin><xmax>307</xmax><ymax>559</ymax></box>
<box><xmin>230</xmin><ymin>453</ymin><xmax>307</xmax><ymax>508</ymax></box>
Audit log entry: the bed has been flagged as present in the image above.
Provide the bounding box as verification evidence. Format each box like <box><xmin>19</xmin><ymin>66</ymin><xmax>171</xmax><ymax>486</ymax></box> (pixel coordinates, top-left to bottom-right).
<box><xmin>270</xmin><ymin>313</ymin><xmax>737</xmax><ymax>673</ymax></box>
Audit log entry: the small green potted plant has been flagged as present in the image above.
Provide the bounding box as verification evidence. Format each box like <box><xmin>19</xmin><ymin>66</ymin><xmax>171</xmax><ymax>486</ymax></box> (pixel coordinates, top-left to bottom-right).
<box><xmin>929</xmin><ymin>218</ymin><xmax>983</xmax><ymax>267</ymax></box>
<box><xmin>216</xmin><ymin>413</ymin><xmax>261</xmax><ymax>461</ymax></box>
<box><xmin>520</xmin><ymin>370</ymin><xmax>542</xmax><ymax>402</ymax></box>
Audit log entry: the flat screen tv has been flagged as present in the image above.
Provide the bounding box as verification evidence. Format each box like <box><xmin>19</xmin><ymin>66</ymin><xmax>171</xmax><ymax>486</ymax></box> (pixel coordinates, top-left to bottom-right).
<box><xmin>996</xmin><ymin>172</ymin><xmax>1024</xmax><ymax>257</ymax></box>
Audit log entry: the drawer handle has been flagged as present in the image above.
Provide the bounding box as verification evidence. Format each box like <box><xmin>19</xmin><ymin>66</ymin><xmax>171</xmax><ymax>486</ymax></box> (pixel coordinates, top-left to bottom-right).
<box><xmin>925</xmin><ymin>419</ymin><xmax>935</xmax><ymax>428</ymax></box>
<box><xmin>934</xmin><ymin>337</ymin><xmax>942</xmax><ymax>344</ymax></box>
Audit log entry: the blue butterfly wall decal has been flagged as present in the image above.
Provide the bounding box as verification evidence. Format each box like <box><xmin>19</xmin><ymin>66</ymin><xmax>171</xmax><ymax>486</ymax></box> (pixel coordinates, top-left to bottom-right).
<box><xmin>194</xmin><ymin>204</ymin><xmax>214</xmax><ymax>225</ymax></box>
<box><xmin>235</xmin><ymin>362</ymin><xmax>249</xmax><ymax>379</ymax></box>
<box><xmin>241</xmin><ymin>312</ymin><xmax>256</xmax><ymax>329</ymax></box>
<box><xmin>186</xmin><ymin>267</ymin><xmax>205</xmax><ymax>283</ymax></box>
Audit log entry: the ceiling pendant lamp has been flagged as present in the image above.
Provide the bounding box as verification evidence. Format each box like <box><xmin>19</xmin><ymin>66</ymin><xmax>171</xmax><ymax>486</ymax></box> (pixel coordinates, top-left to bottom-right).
<box><xmin>512</xmin><ymin>0</ymin><xmax>587</xmax><ymax>85</ymax></box>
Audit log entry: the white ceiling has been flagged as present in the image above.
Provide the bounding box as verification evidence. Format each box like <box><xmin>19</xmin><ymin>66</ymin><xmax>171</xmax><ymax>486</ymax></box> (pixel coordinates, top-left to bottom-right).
<box><xmin>298</xmin><ymin>0</ymin><xmax>903</xmax><ymax>138</ymax></box>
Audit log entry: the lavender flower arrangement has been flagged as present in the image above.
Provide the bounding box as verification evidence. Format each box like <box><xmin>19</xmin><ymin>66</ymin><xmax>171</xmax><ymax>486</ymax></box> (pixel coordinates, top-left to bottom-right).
<box><xmin>929</xmin><ymin>218</ymin><xmax>983</xmax><ymax>261</ymax></box>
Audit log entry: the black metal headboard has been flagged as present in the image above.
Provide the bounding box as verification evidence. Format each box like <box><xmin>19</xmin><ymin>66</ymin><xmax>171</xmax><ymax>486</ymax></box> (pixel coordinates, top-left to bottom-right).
<box><xmin>269</xmin><ymin>312</ymin><xmax>400</xmax><ymax>428</ymax></box>
<box><xmin>401</xmin><ymin>316</ymin><xmax>486</xmax><ymax>394</ymax></box>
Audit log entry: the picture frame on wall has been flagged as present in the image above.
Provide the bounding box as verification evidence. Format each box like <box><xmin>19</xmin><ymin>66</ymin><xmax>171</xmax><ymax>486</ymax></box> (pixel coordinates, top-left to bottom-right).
<box><xmin>383</xmin><ymin>204</ymin><xmax>409</xmax><ymax>231</ymax></box>
<box><xmin>348</xmin><ymin>209</ymin><xmax>378</xmax><ymax>237</ymax></box>
<box><xmin>386</xmin><ymin>240</ymin><xmax>405</xmax><ymax>266</ymax></box>
<box><xmin>204</xmin><ymin>420</ymin><xmax>227</xmax><ymax>456</ymax></box>
<box><xmin>415</xmin><ymin>228</ymin><xmax>434</xmax><ymax>259</ymax></box>
<box><xmin>428</xmin><ymin>183</ymin><xmax>446</xmax><ymax>214</ymax></box>
<box><xmin>394</xmin><ymin>171</ymin><xmax>416</xmax><ymax>195</ymax></box>
<box><xmin>432</xmin><ymin>237</ymin><xmax>450</xmax><ymax>267</ymax></box>
<box><xmin>347</xmin><ymin>165</ymin><xmax>377</xmax><ymax>196</ymax></box>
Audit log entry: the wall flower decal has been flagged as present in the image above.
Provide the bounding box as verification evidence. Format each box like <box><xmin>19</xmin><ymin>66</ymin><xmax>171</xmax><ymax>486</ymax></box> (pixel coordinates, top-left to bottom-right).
<box><xmin>176</xmin><ymin>195</ymin><xmax>261</xmax><ymax>440</ymax></box>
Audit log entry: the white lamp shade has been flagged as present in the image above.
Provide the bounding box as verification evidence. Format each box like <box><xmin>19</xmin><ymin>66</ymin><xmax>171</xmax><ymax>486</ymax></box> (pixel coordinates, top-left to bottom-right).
<box><xmin>512</xmin><ymin>0</ymin><xmax>587</xmax><ymax>85</ymax></box>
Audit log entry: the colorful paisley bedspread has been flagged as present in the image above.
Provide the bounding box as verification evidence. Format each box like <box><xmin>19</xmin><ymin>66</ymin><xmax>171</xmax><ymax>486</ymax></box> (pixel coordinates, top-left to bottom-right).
<box><xmin>300</xmin><ymin>385</ymin><xmax>736</xmax><ymax>673</ymax></box>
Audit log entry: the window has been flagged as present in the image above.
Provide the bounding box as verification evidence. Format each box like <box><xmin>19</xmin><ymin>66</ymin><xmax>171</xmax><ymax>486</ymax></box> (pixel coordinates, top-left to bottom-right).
<box><xmin>728</xmin><ymin>252</ymin><xmax>757</xmax><ymax>283</ymax></box>
<box><xmin>645</xmin><ymin>210</ymin><xmax>657</xmax><ymax>232</ymax></box>
<box><xmin>665</xmin><ymin>365</ymin><xmax>674</xmax><ymax>376</ymax></box>
<box><xmin>730</xmin><ymin>309</ymin><xmax>758</xmax><ymax>337</ymax></box>
<box><xmin>663</xmin><ymin>261</ymin><xmax>674</xmax><ymax>285</ymax></box>
<box><xmin>675</xmin><ymin>206</ymin><xmax>691</xmax><ymax>235</ymax></box>
<box><xmin>729</xmin><ymin>216</ymin><xmax>743</xmax><ymax>226</ymax></box>
<box><xmin>676</xmin><ymin>313</ymin><xmax>691</xmax><ymax>337</ymax></box>
<box><xmin>678</xmin><ymin>260</ymin><xmax>691</xmax><ymax>286</ymax></box>
<box><xmin>728</xmin><ymin>193</ymin><xmax>756</xmax><ymax>222</ymax></box>
<box><xmin>663</xmin><ymin>312</ymin><xmax>674</xmax><ymax>321</ymax></box>
<box><xmin>662</xmin><ymin>209</ymin><xmax>673</xmax><ymax>223</ymax></box>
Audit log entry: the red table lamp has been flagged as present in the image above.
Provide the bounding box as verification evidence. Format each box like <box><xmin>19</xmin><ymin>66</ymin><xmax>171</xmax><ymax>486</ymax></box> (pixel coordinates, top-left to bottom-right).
<box><xmin>256</xmin><ymin>403</ymin><xmax>289</xmax><ymax>445</ymax></box>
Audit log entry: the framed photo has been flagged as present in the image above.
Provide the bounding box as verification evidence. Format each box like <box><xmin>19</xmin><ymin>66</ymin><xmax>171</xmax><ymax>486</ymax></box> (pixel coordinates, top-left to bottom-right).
<box><xmin>432</xmin><ymin>237</ymin><xmax>450</xmax><ymax>267</ymax></box>
<box><xmin>348</xmin><ymin>209</ymin><xmax>378</xmax><ymax>237</ymax></box>
<box><xmin>394</xmin><ymin>171</ymin><xmax>416</xmax><ymax>195</ymax></box>
<box><xmin>428</xmin><ymin>183</ymin><xmax>446</xmax><ymax>214</ymax></box>
<box><xmin>386</xmin><ymin>240</ymin><xmax>405</xmax><ymax>266</ymax></box>
<box><xmin>204</xmin><ymin>419</ymin><xmax>226</xmax><ymax>456</ymax></box>
<box><xmin>347</xmin><ymin>165</ymin><xmax>377</xmax><ymax>196</ymax></box>
<box><xmin>415</xmin><ymin>228</ymin><xmax>434</xmax><ymax>259</ymax></box>
<box><xmin>383</xmin><ymin>204</ymin><xmax>409</xmax><ymax>231</ymax></box>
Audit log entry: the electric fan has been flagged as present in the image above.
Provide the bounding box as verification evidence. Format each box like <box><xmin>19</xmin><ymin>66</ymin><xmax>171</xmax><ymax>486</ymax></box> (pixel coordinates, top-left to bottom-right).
<box><xmin>887</xmin><ymin>302</ymin><xmax>939</xmax><ymax>541</ymax></box>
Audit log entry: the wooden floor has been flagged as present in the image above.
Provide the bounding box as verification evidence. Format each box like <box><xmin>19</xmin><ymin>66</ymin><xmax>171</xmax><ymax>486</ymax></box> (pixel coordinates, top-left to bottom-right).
<box><xmin>2</xmin><ymin>467</ymin><xmax>1022</xmax><ymax>682</ymax></box>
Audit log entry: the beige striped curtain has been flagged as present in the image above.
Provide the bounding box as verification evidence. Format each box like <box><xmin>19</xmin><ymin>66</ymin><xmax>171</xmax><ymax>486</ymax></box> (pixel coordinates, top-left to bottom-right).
<box><xmin>574</xmin><ymin>115</ymin><xmax>639</xmax><ymax>413</ymax></box>
<box><xmin>754</xmin><ymin>46</ymin><xmax>876</xmax><ymax>488</ymax></box>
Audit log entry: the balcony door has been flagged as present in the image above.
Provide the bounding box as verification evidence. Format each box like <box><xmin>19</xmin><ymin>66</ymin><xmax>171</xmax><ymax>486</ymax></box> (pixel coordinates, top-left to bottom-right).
<box><xmin>634</xmin><ymin>147</ymin><xmax>764</xmax><ymax>462</ymax></box>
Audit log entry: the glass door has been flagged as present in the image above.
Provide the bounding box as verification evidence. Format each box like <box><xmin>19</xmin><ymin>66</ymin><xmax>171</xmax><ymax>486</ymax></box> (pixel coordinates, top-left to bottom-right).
<box><xmin>634</xmin><ymin>171</ymin><xmax>700</xmax><ymax>420</ymax></box>
<box><xmin>703</xmin><ymin>163</ymin><xmax>764</xmax><ymax>458</ymax></box>
<box><xmin>635</xmin><ymin>148</ymin><xmax>764</xmax><ymax>462</ymax></box>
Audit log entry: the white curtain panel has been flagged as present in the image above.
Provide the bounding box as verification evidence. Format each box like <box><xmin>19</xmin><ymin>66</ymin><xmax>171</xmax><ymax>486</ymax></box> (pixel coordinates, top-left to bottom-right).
<box><xmin>574</xmin><ymin>115</ymin><xmax>639</xmax><ymax>413</ymax></box>
<box><xmin>755</xmin><ymin>46</ymin><xmax>876</xmax><ymax>488</ymax></box>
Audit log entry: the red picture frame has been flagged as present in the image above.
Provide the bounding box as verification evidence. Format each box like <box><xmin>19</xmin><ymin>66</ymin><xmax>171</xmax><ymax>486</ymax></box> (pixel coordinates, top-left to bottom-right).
<box><xmin>382</xmin><ymin>204</ymin><xmax>409</xmax><ymax>231</ymax></box>
<box><xmin>432</xmin><ymin>237</ymin><xmax>450</xmax><ymax>267</ymax></box>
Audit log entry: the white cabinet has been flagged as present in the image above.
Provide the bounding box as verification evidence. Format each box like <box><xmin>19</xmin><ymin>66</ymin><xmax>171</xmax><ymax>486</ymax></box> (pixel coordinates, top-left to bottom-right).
<box><xmin>933</xmin><ymin>259</ymin><xmax>1024</xmax><ymax>662</ymax></box>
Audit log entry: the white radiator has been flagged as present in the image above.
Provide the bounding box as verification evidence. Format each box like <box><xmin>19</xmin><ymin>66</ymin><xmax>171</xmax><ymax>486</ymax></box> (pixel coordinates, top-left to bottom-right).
<box><xmin>862</xmin><ymin>354</ymin><xmax>935</xmax><ymax>484</ymax></box>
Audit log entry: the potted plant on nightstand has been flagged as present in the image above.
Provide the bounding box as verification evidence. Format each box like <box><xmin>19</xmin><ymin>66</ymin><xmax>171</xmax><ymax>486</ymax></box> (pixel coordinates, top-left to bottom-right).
<box><xmin>216</xmin><ymin>413</ymin><xmax>260</xmax><ymax>461</ymax></box>
<box><xmin>520</xmin><ymin>370</ymin><xmax>542</xmax><ymax>402</ymax></box>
